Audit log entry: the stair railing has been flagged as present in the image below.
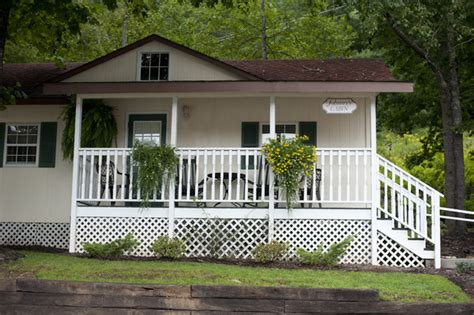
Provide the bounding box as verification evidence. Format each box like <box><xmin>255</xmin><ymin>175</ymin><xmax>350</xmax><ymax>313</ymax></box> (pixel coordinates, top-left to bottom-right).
<box><xmin>376</xmin><ymin>155</ymin><xmax>443</xmax><ymax>267</ymax></box>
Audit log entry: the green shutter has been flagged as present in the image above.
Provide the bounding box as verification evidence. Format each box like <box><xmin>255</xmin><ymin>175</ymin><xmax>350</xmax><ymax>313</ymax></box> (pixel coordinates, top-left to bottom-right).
<box><xmin>39</xmin><ymin>122</ymin><xmax>57</xmax><ymax>168</ymax></box>
<box><xmin>241</xmin><ymin>122</ymin><xmax>259</xmax><ymax>169</ymax></box>
<box><xmin>299</xmin><ymin>122</ymin><xmax>317</xmax><ymax>146</ymax></box>
<box><xmin>241</xmin><ymin>122</ymin><xmax>259</xmax><ymax>147</ymax></box>
<box><xmin>0</xmin><ymin>123</ymin><xmax>5</xmax><ymax>167</ymax></box>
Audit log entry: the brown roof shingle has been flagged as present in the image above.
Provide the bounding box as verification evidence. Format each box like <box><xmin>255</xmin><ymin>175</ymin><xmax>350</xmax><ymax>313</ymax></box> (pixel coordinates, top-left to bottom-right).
<box><xmin>1</xmin><ymin>58</ymin><xmax>398</xmax><ymax>99</ymax></box>
<box><xmin>224</xmin><ymin>59</ymin><xmax>396</xmax><ymax>82</ymax></box>
<box><xmin>0</xmin><ymin>63</ymin><xmax>83</xmax><ymax>96</ymax></box>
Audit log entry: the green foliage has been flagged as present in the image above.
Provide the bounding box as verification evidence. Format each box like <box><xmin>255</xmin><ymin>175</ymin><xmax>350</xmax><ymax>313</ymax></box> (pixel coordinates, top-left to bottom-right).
<box><xmin>252</xmin><ymin>240</ymin><xmax>289</xmax><ymax>263</ymax></box>
<box><xmin>5</xmin><ymin>0</ymin><xmax>356</xmax><ymax>62</ymax></box>
<box><xmin>2</xmin><ymin>0</ymin><xmax>91</xmax><ymax>64</ymax></box>
<box><xmin>83</xmin><ymin>233</ymin><xmax>139</xmax><ymax>259</ymax></box>
<box><xmin>296</xmin><ymin>236</ymin><xmax>353</xmax><ymax>266</ymax></box>
<box><xmin>262</xmin><ymin>135</ymin><xmax>317</xmax><ymax>209</ymax></box>
<box><xmin>456</xmin><ymin>262</ymin><xmax>474</xmax><ymax>273</ymax></box>
<box><xmin>61</xmin><ymin>99</ymin><xmax>118</xmax><ymax>160</ymax></box>
<box><xmin>378</xmin><ymin>129</ymin><xmax>474</xmax><ymax>211</ymax></box>
<box><xmin>150</xmin><ymin>236</ymin><xmax>186</xmax><ymax>259</ymax></box>
<box><xmin>131</xmin><ymin>142</ymin><xmax>179</xmax><ymax>208</ymax></box>
<box><xmin>0</xmin><ymin>82</ymin><xmax>27</xmax><ymax>110</ymax></box>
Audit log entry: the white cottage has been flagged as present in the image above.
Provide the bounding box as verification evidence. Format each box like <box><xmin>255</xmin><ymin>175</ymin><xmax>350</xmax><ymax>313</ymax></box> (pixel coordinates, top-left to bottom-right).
<box><xmin>0</xmin><ymin>35</ymin><xmax>443</xmax><ymax>268</ymax></box>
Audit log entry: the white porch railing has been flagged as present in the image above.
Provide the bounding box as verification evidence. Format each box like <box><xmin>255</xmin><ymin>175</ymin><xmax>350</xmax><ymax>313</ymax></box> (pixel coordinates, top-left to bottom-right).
<box><xmin>377</xmin><ymin>155</ymin><xmax>442</xmax><ymax>249</ymax></box>
<box><xmin>76</xmin><ymin>147</ymin><xmax>373</xmax><ymax>205</ymax></box>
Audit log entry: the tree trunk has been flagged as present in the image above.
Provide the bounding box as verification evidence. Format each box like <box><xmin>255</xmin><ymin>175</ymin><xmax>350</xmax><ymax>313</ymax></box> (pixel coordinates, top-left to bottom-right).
<box><xmin>121</xmin><ymin>0</ymin><xmax>129</xmax><ymax>48</ymax></box>
<box><xmin>260</xmin><ymin>0</ymin><xmax>268</xmax><ymax>60</ymax></box>
<box><xmin>0</xmin><ymin>1</ymin><xmax>12</xmax><ymax>71</ymax></box>
<box><xmin>442</xmin><ymin>12</ymin><xmax>466</xmax><ymax>235</ymax></box>
<box><xmin>385</xmin><ymin>11</ymin><xmax>466</xmax><ymax>235</ymax></box>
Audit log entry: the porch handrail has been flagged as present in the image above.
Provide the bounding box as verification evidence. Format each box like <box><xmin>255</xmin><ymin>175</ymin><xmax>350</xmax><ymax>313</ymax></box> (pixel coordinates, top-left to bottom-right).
<box><xmin>76</xmin><ymin>147</ymin><xmax>374</xmax><ymax>205</ymax></box>
<box><xmin>376</xmin><ymin>154</ymin><xmax>442</xmax><ymax>266</ymax></box>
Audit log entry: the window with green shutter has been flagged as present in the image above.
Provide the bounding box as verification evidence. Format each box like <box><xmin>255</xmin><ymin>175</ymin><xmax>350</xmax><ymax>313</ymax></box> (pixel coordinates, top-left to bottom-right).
<box><xmin>241</xmin><ymin>122</ymin><xmax>259</xmax><ymax>169</ymax></box>
<box><xmin>299</xmin><ymin>121</ymin><xmax>317</xmax><ymax>146</ymax></box>
<box><xmin>39</xmin><ymin>122</ymin><xmax>58</xmax><ymax>168</ymax></box>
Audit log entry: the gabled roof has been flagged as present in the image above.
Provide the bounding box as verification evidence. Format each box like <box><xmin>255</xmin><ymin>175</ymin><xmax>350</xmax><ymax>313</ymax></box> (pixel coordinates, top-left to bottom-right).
<box><xmin>1</xmin><ymin>34</ymin><xmax>413</xmax><ymax>98</ymax></box>
<box><xmin>46</xmin><ymin>34</ymin><xmax>260</xmax><ymax>82</ymax></box>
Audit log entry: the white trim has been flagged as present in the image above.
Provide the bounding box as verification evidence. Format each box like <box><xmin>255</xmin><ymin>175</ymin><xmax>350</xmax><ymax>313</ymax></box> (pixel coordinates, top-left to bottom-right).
<box><xmin>78</xmin><ymin>92</ymin><xmax>388</xmax><ymax>100</ymax></box>
<box><xmin>370</xmin><ymin>95</ymin><xmax>378</xmax><ymax>265</ymax></box>
<box><xmin>3</xmin><ymin>123</ymin><xmax>40</xmax><ymax>168</ymax></box>
<box><xmin>268</xmin><ymin>96</ymin><xmax>276</xmax><ymax>241</ymax></box>
<box><xmin>69</xmin><ymin>96</ymin><xmax>82</xmax><ymax>253</ymax></box>
<box><xmin>76</xmin><ymin>206</ymin><xmax>371</xmax><ymax>220</ymax></box>
<box><xmin>169</xmin><ymin>96</ymin><xmax>178</xmax><ymax>237</ymax></box>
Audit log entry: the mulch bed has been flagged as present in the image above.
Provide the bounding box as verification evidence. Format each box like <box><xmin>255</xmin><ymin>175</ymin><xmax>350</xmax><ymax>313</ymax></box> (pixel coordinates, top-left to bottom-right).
<box><xmin>442</xmin><ymin>232</ymin><xmax>474</xmax><ymax>258</ymax></box>
<box><xmin>0</xmin><ymin>248</ymin><xmax>24</xmax><ymax>263</ymax></box>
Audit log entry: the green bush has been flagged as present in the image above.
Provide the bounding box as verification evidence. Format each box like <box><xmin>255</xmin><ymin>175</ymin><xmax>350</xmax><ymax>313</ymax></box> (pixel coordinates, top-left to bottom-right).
<box><xmin>252</xmin><ymin>240</ymin><xmax>289</xmax><ymax>263</ymax></box>
<box><xmin>296</xmin><ymin>236</ymin><xmax>353</xmax><ymax>266</ymax></box>
<box><xmin>150</xmin><ymin>236</ymin><xmax>185</xmax><ymax>259</ymax></box>
<box><xmin>83</xmin><ymin>233</ymin><xmax>139</xmax><ymax>259</ymax></box>
<box><xmin>456</xmin><ymin>262</ymin><xmax>474</xmax><ymax>273</ymax></box>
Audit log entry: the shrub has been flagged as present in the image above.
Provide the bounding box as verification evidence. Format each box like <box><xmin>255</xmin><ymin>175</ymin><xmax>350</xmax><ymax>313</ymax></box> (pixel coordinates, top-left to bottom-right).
<box><xmin>456</xmin><ymin>262</ymin><xmax>474</xmax><ymax>273</ymax></box>
<box><xmin>83</xmin><ymin>233</ymin><xmax>139</xmax><ymax>259</ymax></box>
<box><xmin>150</xmin><ymin>236</ymin><xmax>185</xmax><ymax>259</ymax></box>
<box><xmin>252</xmin><ymin>240</ymin><xmax>289</xmax><ymax>263</ymax></box>
<box><xmin>296</xmin><ymin>236</ymin><xmax>353</xmax><ymax>266</ymax></box>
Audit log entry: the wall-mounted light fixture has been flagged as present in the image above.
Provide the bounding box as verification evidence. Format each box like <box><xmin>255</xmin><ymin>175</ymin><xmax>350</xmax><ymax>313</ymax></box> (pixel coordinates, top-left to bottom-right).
<box><xmin>182</xmin><ymin>105</ymin><xmax>190</xmax><ymax>118</ymax></box>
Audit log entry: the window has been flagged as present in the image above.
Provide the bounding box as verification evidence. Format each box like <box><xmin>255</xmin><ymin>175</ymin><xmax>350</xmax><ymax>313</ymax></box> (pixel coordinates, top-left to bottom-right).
<box><xmin>5</xmin><ymin>124</ymin><xmax>39</xmax><ymax>165</ymax></box>
<box><xmin>140</xmin><ymin>52</ymin><xmax>169</xmax><ymax>81</ymax></box>
<box><xmin>261</xmin><ymin>123</ymin><xmax>297</xmax><ymax>144</ymax></box>
<box><xmin>133</xmin><ymin>121</ymin><xmax>162</xmax><ymax>145</ymax></box>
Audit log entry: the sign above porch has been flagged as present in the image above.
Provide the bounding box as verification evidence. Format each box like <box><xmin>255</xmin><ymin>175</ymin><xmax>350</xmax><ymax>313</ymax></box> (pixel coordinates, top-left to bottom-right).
<box><xmin>322</xmin><ymin>98</ymin><xmax>357</xmax><ymax>114</ymax></box>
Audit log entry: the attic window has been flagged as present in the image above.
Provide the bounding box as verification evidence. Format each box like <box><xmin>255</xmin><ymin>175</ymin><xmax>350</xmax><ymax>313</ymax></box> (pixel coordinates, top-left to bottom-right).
<box><xmin>140</xmin><ymin>52</ymin><xmax>169</xmax><ymax>81</ymax></box>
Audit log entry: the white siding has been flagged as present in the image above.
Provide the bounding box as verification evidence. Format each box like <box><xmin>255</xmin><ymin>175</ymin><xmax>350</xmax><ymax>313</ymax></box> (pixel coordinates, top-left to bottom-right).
<box><xmin>0</xmin><ymin>96</ymin><xmax>371</xmax><ymax>223</ymax></box>
<box><xmin>110</xmin><ymin>96</ymin><xmax>369</xmax><ymax>148</ymax></box>
<box><xmin>0</xmin><ymin>105</ymin><xmax>72</xmax><ymax>223</ymax></box>
<box><xmin>63</xmin><ymin>41</ymin><xmax>243</xmax><ymax>82</ymax></box>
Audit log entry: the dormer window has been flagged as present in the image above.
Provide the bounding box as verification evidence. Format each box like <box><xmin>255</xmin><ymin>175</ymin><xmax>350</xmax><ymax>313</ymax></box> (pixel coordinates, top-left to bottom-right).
<box><xmin>140</xmin><ymin>52</ymin><xmax>169</xmax><ymax>81</ymax></box>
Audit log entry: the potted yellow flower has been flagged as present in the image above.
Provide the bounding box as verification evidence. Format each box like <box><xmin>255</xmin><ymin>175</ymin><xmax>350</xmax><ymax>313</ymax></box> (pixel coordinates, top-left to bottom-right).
<box><xmin>261</xmin><ymin>135</ymin><xmax>317</xmax><ymax>210</ymax></box>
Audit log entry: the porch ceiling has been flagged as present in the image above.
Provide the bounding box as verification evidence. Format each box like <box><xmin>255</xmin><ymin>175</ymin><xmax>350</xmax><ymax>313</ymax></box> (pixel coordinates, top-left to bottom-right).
<box><xmin>43</xmin><ymin>81</ymin><xmax>413</xmax><ymax>96</ymax></box>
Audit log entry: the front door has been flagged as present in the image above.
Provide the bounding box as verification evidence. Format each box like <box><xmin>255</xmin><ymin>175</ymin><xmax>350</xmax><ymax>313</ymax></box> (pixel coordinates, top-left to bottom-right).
<box><xmin>127</xmin><ymin>114</ymin><xmax>167</xmax><ymax>147</ymax></box>
<box><xmin>127</xmin><ymin>114</ymin><xmax>167</xmax><ymax>206</ymax></box>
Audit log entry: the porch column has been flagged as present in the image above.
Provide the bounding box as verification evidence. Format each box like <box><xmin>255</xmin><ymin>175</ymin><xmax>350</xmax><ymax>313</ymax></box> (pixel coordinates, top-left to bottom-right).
<box><xmin>168</xmin><ymin>96</ymin><xmax>178</xmax><ymax>237</ymax></box>
<box><xmin>68</xmin><ymin>96</ymin><xmax>83</xmax><ymax>253</ymax></box>
<box><xmin>370</xmin><ymin>95</ymin><xmax>378</xmax><ymax>265</ymax></box>
<box><xmin>268</xmin><ymin>96</ymin><xmax>276</xmax><ymax>241</ymax></box>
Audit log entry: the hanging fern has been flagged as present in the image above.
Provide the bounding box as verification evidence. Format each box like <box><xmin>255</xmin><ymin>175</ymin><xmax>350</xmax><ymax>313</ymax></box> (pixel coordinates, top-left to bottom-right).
<box><xmin>131</xmin><ymin>142</ymin><xmax>179</xmax><ymax>208</ymax></box>
<box><xmin>61</xmin><ymin>98</ymin><xmax>118</xmax><ymax>160</ymax></box>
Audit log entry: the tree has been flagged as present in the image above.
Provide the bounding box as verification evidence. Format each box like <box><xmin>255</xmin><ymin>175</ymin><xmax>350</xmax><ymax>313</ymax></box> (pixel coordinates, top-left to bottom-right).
<box><xmin>342</xmin><ymin>0</ymin><xmax>474</xmax><ymax>235</ymax></box>
<box><xmin>0</xmin><ymin>0</ymin><xmax>92</xmax><ymax>68</ymax></box>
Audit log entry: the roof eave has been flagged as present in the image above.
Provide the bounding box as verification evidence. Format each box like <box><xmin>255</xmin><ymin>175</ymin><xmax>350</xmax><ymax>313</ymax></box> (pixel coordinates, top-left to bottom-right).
<box><xmin>43</xmin><ymin>81</ymin><xmax>414</xmax><ymax>95</ymax></box>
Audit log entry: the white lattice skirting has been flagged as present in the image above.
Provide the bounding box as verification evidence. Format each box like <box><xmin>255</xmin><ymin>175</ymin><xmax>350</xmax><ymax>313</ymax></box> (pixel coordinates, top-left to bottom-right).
<box><xmin>74</xmin><ymin>217</ymin><xmax>373</xmax><ymax>263</ymax></box>
<box><xmin>274</xmin><ymin>219</ymin><xmax>372</xmax><ymax>264</ymax></box>
<box><xmin>376</xmin><ymin>231</ymin><xmax>425</xmax><ymax>268</ymax></box>
<box><xmin>0</xmin><ymin>222</ymin><xmax>69</xmax><ymax>249</ymax></box>
<box><xmin>0</xmin><ymin>219</ymin><xmax>427</xmax><ymax>268</ymax></box>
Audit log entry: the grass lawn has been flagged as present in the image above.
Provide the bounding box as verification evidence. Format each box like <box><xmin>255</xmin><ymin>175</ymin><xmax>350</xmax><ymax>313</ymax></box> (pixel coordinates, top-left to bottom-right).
<box><xmin>2</xmin><ymin>251</ymin><xmax>471</xmax><ymax>303</ymax></box>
